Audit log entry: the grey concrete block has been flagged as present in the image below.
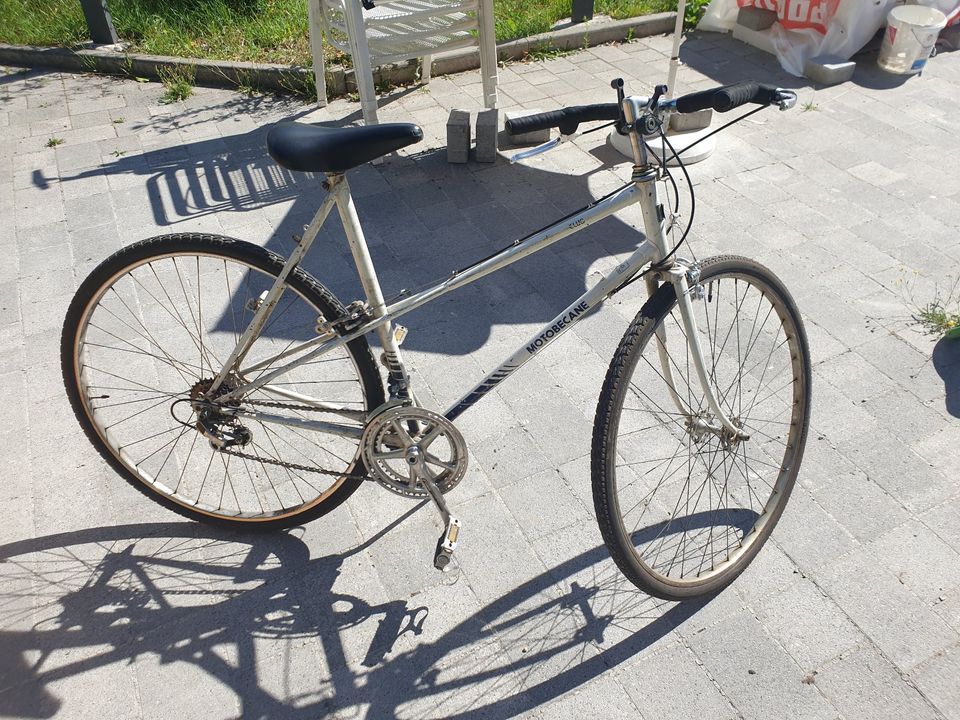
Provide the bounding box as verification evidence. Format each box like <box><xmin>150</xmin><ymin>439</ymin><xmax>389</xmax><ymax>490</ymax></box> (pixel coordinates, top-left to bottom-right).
<box><xmin>669</xmin><ymin>107</ymin><xmax>712</xmax><ymax>132</ymax></box>
<box><xmin>503</xmin><ymin>109</ymin><xmax>551</xmax><ymax>145</ymax></box>
<box><xmin>737</xmin><ymin>6</ymin><xmax>778</xmax><ymax>30</ymax></box>
<box><xmin>804</xmin><ymin>54</ymin><xmax>856</xmax><ymax>85</ymax></box>
<box><xmin>475</xmin><ymin>108</ymin><xmax>498</xmax><ymax>163</ymax></box>
<box><xmin>446</xmin><ymin>108</ymin><xmax>470</xmax><ymax>164</ymax></box>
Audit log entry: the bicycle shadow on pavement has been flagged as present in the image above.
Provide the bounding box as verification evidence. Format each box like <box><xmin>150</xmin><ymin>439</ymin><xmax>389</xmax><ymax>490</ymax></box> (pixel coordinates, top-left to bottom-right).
<box><xmin>932</xmin><ymin>337</ymin><xmax>960</xmax><ymax>418</ymax></box>
<box><xmin>0</xmin><ymin>519</ymin><xmax>720</xmax><ymax>719</ymax></box>
<box><xmin>45</xmin><ymin>103</ymin><xmax>650</xmax><ymax>360</ymax></box>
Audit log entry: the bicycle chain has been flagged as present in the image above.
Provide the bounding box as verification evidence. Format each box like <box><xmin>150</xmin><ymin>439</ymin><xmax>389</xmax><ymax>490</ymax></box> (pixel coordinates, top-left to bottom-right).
<box><xmin>215</xmin><ymin>398</ymin><xmax>370</xmax><ymax>480</ymax></box>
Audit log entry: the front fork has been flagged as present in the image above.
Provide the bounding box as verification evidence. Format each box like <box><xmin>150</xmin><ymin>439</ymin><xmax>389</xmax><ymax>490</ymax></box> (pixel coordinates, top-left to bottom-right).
<box><xmin>646</xmin><ymin>264</ymin><xmax>749</xmax><ymax>442</ymax></box>
<box><xmin>633</xmin><ymin>167</ymin><xmax>748</xmax><ymax>443</ymax></box>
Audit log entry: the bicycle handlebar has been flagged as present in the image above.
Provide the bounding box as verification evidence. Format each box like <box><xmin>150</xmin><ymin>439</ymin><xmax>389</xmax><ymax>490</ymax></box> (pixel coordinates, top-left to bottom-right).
<box><xmin>673</xmin><ymin>82</ymin><xmax>782</xmax><ymax>114</ymax></box>
<box><xmin>505</xmin><ymin>103</ymin><xmax>620</xmax><ymax>136</ymax></box>
<box><xmin>505</xmin><ymin>81</ymin><xmax>795</xmax><ymax>162</ymax></box>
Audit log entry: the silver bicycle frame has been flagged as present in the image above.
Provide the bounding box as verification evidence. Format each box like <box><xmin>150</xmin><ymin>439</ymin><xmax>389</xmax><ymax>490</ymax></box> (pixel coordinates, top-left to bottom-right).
<box><xmin>215</xmin><ymin>97</ymin><xmax>743</xmax><ymax>439</ymax></box>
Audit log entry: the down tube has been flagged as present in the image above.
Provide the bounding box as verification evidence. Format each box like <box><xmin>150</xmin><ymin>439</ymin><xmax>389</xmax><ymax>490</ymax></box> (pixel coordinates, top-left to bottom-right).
<box><xmin>444</xmin><ymin>242</ymin><xmax>658</xmax><ymax>422</ymax></box>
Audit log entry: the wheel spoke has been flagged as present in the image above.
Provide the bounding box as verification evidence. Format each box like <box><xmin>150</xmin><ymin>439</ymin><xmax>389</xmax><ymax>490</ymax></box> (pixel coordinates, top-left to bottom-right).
<box><xmin>599</xmin><ymin>262</ymin><xmax>808</xmax><ymax>595</ymax></box>
<box><xmin>67</xmin><ymin>241</ymin><xmax>376</xmax><ymax>523</ymax></box>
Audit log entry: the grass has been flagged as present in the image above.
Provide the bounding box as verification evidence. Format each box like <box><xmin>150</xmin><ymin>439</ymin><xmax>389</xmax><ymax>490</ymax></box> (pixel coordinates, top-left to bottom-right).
<box><xmin>915</xmin><ymin>278</ymin><xmax>960</xmax><ymax>339</ymax></box>
<box><xmin>917</xmin><ymin>300</ymin><xmax>960</xmax><ymax>338</ymax></box>
<box><xmin>46</xmin><ymin>137</ymin><xmax>64</xmax><ymax>147</ymax></box>
<box><xmin>902</xmin><ymin>273</ymin><xmax>960</xmax><ymax>339</ymax></box>
<box><xmin>158</xmin><ymin>64</ymin><xmax>194</xmax><ymax>103</ymax></box>
<box><xmin>683</xmin><ymin>0</ymin><xmax>711</xmax><ymax>30</ymax></box>
<box><xmin>0</xmin><ymin>0</ymin><xmax>678</xmax><ymax>67</ymax></box>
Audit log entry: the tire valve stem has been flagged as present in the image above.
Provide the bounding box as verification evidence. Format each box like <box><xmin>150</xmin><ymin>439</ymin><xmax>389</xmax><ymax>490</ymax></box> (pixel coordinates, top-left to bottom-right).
<box><xmin>245</xmin><ymin>290</ymin><xmax>269</xmax><ymax>313</ymax></box>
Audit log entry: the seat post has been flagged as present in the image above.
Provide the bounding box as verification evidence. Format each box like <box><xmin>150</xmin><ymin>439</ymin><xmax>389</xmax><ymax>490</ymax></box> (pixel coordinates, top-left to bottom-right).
<box><xmin>330</xmin><ymin>173</ymin><xmax>411</xmax><ymax>395</ymax></box>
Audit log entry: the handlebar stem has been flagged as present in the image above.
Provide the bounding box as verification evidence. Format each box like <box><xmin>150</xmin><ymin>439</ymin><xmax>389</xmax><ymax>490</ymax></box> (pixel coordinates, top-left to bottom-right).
<box><xmin>620</xmin><ymin>95</ymin><xmax>654</xmax><ymax>168</ymax></box>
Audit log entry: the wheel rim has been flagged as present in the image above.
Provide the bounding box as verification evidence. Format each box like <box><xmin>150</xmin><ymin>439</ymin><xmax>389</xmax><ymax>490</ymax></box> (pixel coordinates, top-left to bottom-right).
<box><xmin>72</xmin><ymin>251</ymin><xmax>370</xmax><ymax>521</ymax></box>
<box><xmin>610</xmin><ymin>266</ymin><xmax>807</xmax><ymax>587</ymax></box>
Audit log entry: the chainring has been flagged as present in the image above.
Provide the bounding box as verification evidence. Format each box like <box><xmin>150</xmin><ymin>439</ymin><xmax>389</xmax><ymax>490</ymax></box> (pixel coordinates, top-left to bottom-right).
<box><xmin>360</xmin><ymin>405</ymin><xmax>468</xmax><ymax>498</ymax></box>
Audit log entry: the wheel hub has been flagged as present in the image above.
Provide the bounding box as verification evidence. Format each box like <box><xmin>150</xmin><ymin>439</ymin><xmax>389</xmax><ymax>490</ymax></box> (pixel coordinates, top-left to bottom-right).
<box><xmin>686</xmin><ymin>413</ymin><xmax>746</xmax><ymax>448</ymax></box>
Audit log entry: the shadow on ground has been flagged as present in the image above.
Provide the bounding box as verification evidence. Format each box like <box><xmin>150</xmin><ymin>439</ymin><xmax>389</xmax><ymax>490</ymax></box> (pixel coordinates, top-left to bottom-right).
<box><xmin>933</xmin><ymin>336</ymin><xmax>960</xmax><ymax>417</ymax></box>
<box><xmin>41</xmin><ymin>99</ymin><xmax>648</xmax><ymax>359</ymax></box>
<box><xmin>0</xmin><ymin>521</ymin><xmax>711</xmax><ymax>719</ymax></box>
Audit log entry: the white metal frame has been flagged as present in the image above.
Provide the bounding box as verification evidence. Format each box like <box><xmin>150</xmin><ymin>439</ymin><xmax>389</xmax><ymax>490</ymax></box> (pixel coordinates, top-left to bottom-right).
<box><xmin>311</xmin><ymin>0</ymin><xmax>498</xmax><ymax>122</ymax></box>
<box><xmin>209</xmin><ymin>94</ymin><xmax>743</xmax><ymax>442</ymax></box>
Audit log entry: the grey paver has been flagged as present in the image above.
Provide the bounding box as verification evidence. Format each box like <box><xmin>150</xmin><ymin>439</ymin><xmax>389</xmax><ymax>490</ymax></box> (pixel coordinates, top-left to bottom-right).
<box><xmin>755</xmin><ymin>577</ymin><xmax>865</xmax><ymax>670</ymax></box>
<box><xmin>618</xmin><ymin>641</ymin><xmax>735</xmax><ymax>720</ymax></box>
<box><xmin>2</xmin><ymin>34</ymin><xmax>960</xmax><ymax>720</ymax></box>
<box><xmin>688</xmin><ymin>610</ymin><xmax>837</xmax><ymax>719</ymax></box>
<box><xmin>815</xmin><ymin>645</ymin><xmax>940</xmax><ymax>720</ymax></box>
<box><xmin>819</xmin><ymin>545</ymin><xmax>960</xmax><ymax>673</ymax></box>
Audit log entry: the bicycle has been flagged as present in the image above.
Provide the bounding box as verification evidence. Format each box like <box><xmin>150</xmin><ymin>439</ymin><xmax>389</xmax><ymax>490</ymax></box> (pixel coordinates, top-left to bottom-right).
<box><xmin>61</xmin><ymin>78</ymin><xmax>810</xmax><ymax>601</ymax></box>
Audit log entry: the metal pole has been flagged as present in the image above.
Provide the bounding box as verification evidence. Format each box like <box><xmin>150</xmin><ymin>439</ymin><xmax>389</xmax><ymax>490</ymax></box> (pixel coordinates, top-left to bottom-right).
<box><xmin>79</xmin><ymin>0</ymin><xmax>119</xmax><ymax>45</ymax></box>
<box><xmin>307</xmin><ymin>0</ymin><xmax>328</xmax><ymax>105</ymax></box>
<box><xmin>343</xmin><ymin>0</ymin><xmax>380</xmax><ymax>125</ymax></box>
<box><xmin>572</xmin><ymin>0</ymin><xmax>594</xmax><ymax>24</ymax></box>
<box><xmin>477</xmin><ymin>0</ymin><xmax>498</xmax><ymax>109</ymax></box>
<box><xmin>665</xmin><ymin>0</ymin><xmax>687</xmax><ymax>100</ymax></box>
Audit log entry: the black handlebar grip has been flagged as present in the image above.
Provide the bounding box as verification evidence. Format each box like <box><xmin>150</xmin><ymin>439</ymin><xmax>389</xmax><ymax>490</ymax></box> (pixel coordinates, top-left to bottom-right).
<box><xmin>675</xmin><ymin>82</ymin><xmax>780</xmax><ymax>114</ymax></box>
<box><xmin>505</xmin><ymin>104</ymin><xmax>619</xmax><ymax>136</ymax></box>
<box><xmin>505</xmin><ymin>109</ymin><xmax>566</xmax><ymax>135</ymax></box>
<box><xmin>556</xmin><ymin>104</ymin><xmax>619</xmax><ymax>134</ymax></box>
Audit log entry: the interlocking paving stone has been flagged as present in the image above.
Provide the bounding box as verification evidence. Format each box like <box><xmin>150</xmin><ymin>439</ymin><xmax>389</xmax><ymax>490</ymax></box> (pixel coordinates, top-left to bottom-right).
<box><xmin>2</xmin><ymin>31</ymin><xmax>959</xmax><ymax>718</ymax></box>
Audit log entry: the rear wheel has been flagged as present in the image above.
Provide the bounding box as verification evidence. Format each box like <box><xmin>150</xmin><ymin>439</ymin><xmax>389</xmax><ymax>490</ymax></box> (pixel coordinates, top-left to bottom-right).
<box><xmin>61</xmin><ymin>233</ymin><xmax>384</xmax><ymax>528</ymax></box>
<box><xmin>593</xmin><ymin>255</ymin><xmax>811</xmax><ymax>599</ymax></box>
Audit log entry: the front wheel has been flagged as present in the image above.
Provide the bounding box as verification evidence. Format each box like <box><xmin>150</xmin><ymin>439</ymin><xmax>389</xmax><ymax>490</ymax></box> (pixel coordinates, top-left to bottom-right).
<box><xmin>593</xmin><ymin>255</ymin><xmax>811</xmax><ymax>600</ymax></box>
<box><xmin>61</xmin><ymin>233</ymin><xmax>384</xmax><ymax>528</ymax></box>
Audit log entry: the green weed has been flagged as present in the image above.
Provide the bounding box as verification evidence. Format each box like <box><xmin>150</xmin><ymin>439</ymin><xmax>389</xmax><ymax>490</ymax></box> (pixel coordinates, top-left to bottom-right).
<box><xmin>683</xmin><ymin>0</ymin><xmax>712</xmax><ymax>30</ymax></box>
<box><xmin>901</xmin><ymin>272</ymin><xmax>960</xmax><ymax>338</ymax></box>
<box><xmin>158</xmin><ymin>64</ymin><xmax>194</xmax><ymax>103</ymax></box>
<box><xmin>523</xmin><ymin>42</ymin><xmax>574</xmax><ymax>62</ymax></box>
<box><xmin>915</xmin><ymin>277</ymin><xmax>960</xmax><ymax>338</ymax></box>
<box><xmin>46</xmin><ymin>137</ymin><xmax>64</xmax><ymax>147</ymax></box>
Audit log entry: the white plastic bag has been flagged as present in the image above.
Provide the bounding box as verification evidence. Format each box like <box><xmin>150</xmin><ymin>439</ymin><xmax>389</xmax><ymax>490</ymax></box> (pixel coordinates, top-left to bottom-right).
<box><xmin>697</xmin><ymin>0</ymin><xmax>960</xmax><ymax>76</ymax></box>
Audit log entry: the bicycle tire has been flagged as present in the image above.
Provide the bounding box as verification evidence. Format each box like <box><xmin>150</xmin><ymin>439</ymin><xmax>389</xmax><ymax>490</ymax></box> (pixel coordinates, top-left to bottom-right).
<box><xmin>61</xmin><ymin>233</ymin><xmax>385</xmax><ymax>529</ymax></box>
<box><xmin>592</xmin><ymin>255</ymin><xmax>811</xmax><ymax>600</ymax></box>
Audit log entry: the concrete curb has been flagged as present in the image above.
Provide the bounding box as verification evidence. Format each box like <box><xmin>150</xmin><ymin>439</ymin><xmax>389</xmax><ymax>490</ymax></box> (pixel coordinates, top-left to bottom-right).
<box><xmin>0</xmin><ymin>45</ymin><xmax>322</xmax><ymax>95</ymax></box>
<box><xmin>0</xmin><ymin>12</ymin><xmax>675</xmax><ymax>98</ymax></box>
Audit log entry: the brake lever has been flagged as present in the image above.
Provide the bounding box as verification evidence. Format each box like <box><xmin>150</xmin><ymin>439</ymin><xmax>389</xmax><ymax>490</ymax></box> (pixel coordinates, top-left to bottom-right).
<box><xmin>776</xmin><ymin>89</ymin><xmax>798</xmax><ymax>111</ymax></box>
<box><xmin>648</xmin><ymin>84</ymin><xmax>668</xmax><ymax>112</ymax></box>
<box><xmin>509</xmin><ymin>134</ymin><xmax>576</xmax><ymax>163</ymax></box>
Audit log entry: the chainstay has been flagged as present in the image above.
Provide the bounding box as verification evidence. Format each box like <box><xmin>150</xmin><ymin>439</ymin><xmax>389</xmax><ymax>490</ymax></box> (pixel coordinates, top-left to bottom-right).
<box><xmin>216</xmin><ymin>398</ymin><xmax>369</xmax><ymax>480</ymax></box>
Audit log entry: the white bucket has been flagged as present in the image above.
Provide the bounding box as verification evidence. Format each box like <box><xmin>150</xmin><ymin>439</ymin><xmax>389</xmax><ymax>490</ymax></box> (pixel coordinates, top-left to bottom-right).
<box><xmin>878</xmin><ymin>5</ymin><xmax>948</xmax><ymax>75</ymax></box>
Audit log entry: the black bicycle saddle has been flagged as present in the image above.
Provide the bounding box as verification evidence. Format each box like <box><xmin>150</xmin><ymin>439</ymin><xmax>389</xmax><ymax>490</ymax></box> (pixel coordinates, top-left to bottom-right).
<box><xmin>266</xmin><ymin>122</ymin><xmax>423</xmax><ymax>173</ymax></box>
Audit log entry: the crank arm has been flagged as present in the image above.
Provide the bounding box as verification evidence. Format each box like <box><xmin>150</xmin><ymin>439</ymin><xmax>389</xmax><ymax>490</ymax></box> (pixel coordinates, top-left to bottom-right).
<box><xmin>419</xmin><ymin>469</ymin><xmax>461</xmax><ymax>571</ymax></box>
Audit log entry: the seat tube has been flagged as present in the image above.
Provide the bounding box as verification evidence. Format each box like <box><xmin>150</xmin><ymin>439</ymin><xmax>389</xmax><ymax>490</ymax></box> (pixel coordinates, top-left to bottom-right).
<box><xmin>331</xmin><ymin>174</ymin><xmax>411</xmax><ymax>394</ymax></box>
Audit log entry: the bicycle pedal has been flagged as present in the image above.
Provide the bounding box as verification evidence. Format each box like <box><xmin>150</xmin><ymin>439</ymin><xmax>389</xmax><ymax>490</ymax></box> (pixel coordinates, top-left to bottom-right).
<box><xmin>433</xmin><ymin>516</ymin><xmax>461</xmax><ymax>571</ymax></box>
